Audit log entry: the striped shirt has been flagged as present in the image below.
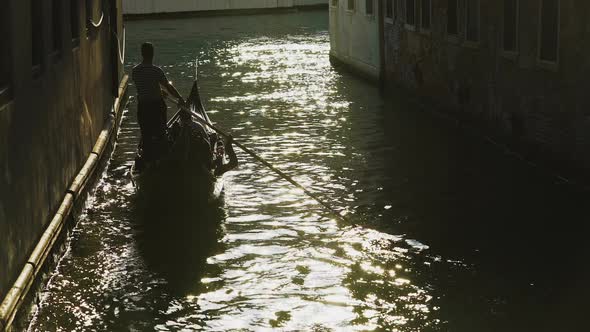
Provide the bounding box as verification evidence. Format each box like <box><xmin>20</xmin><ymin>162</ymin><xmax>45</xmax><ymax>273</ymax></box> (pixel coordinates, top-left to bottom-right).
<box><xmin>131</xmin><ymin>63</ymin><xmax>168</xmax><ymax>103</ymax></box>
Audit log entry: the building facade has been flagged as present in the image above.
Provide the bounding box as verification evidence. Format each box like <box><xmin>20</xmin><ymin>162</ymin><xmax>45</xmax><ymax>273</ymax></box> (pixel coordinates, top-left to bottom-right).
<box><xmin>380</xmin><ymin>0</ymin><xmax>590</xmax><ymax>174</ymax></box>
<box><xmin>123</xmin><ymin>0</ymin><xmax>328</xmax><ymax>16</ymax></box>
<box><xmin>0</xmin><ymin>0</ymin><xmax>125</xmax><ymax>307</ymax></box>
<box><xmin>329</xmin><ymin>0</ymin><xmax>382</xmax><ymax>80</ymax></box>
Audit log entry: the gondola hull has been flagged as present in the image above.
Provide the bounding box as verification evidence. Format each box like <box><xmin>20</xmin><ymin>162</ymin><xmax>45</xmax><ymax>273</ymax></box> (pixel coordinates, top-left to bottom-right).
<box><xmin>132</xmin><ymin>156</ymin><xmax>221</xmax><ymax>203</ymax></box>
<box><xmin>131</xmin><ymin>80</ymin><xmax>224</xmax><ymax>204</ymax></box>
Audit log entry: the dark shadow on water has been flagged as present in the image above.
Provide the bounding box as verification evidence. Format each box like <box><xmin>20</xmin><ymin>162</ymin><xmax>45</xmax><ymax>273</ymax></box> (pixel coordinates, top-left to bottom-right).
<box><xmin>331</xmin><ymin>71</ymin><xmax>590</xmax><ymax>331</ymax></box>
<box><xmin>133</xmin><ymin>189</ymin><xmax>226</xmax><ymax>295</ymax></box>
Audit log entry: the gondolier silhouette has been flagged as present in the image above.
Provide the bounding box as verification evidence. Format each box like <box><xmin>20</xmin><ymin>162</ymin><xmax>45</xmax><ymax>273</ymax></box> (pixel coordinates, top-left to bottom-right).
<box><xmin>132</xmin><ymin>42</ymin><xmax>185</xmax><ymax>160</ymax></box>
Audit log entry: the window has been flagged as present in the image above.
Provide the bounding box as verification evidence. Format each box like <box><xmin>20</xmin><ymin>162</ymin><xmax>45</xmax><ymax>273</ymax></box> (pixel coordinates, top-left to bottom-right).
<box><xmin>465</xmin><ymin>0</ymin><xmax>480</xmax><ymax>42</ymax></box>
<box><xmin>385</xmin><ymin>0</ymin><xmax>394</xmax><ymax>20</ymax></box>
<box><xmin>366</xmin><ymin>0</ymin><xmax>374</xmax><ymax>15</ymax></box>
<box><xmin>71</xmin><ymin>0</ymin><xmax>80</xmax><ymax>44</ymax></box>
<box><xmin>405</xmin><ymin>0</ymin><xmax>415</xmax><ymax>27</ymax></box>
<box><xmin>52</xmin><ymin>0</ymin><xmax>62</xmax><ymax>55</ymax></box>
<box><xmin>31</xmin><ymin>0</ymin><xmax>43</xmax><ymax>75</ymax></box>
<box><xmin>421</xmin><ymin>0</ymin><xmax>431</xmax><ymax>30</ymax></box>
<box><xmin>503</xmin><ymin>0</ymin><xmax>518</xmax><ymax>52</ymax></box>
<box><xmin>539</xmin><ymin>0</ymin><xmax>559</xmax><ymax>63</ymax></box>
<box><xmin>348</xmin><ymin>0</ymin><xmax>355</xmax><ymax>11</ymax></box>
<box><xmin>447</xmin><ymin>0</ymin><xmax>458</xmax><ymax>35</ymax></box>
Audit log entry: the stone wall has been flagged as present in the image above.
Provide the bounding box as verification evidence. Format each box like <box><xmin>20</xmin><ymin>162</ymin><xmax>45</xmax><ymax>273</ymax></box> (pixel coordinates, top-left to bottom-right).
<box><xmin>382</xmin><ymin>0</ymin><xmax>590</xmax><ymax>175</ymax></box>
<box><xmin>329</xmin><ymin>0</ymin><xmax>381</xmax><ymax>80</ymax></box>
<box><xmin>123</xmin><ymin>0</ymin><xmax>328</xmax><ymax>15</ymax></box>
<box><xmin>0</xmin><ymin>0</ymin><xmax>125</xmax><ymax>300</ymax></box>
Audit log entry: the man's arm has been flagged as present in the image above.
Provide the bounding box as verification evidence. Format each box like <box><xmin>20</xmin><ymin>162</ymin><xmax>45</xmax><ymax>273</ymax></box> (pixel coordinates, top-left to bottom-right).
<box><xmin>224</xmin><ymin>139</ymin><xmax>238</xmax><ymax>170</ymax></box>
<box><xmin>158</xmin><ymin>69</ymin><xmax>184</xmax><ymax>104</ymax></box>
<box><xmin>162</xmin><ymin>81</ymin><xmax>183</xmax><ymax>103</ymax></box>
<box><xmin>216</xmin><ymin>137</ymin><xmax>238</xmax><ymax>176</ymax></box>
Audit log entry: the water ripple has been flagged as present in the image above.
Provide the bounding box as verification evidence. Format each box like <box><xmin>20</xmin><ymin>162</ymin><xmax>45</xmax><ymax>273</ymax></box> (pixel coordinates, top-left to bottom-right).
<box><xmin>28</xmin><ymin>10</ymin><xmax>589</xmax><ymax>332</ymax></box>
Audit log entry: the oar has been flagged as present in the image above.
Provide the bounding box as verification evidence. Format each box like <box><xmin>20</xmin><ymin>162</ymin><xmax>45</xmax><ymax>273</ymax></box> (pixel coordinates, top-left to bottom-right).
<box><xmin>165</xmin><ymin>95</ymin><xmax>352</xmax><ymax>225</ymax></box>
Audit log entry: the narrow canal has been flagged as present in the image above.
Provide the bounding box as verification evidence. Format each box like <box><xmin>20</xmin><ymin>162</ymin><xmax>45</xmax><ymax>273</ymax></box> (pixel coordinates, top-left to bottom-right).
<box><xmin>29</xmin><ymin>11</ymin><xmax>589</xmax><ymax>332</ymax></box>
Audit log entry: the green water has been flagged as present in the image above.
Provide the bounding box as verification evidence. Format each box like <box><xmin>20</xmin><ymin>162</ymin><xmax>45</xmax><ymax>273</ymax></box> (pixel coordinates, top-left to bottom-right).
<box><xmin>28</xmin><ymin>10</ymin><xmax>589</xmax><ymax>332</ymax></box>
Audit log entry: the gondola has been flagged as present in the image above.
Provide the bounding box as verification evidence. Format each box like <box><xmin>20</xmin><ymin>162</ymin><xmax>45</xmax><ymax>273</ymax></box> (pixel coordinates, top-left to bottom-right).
<box><xmin>131</xmin><ymin>72</ymin><xmax>352</xmax><ymax>226</ymax></box>
<box><xmin>130</xmin><ymin>80</ymin><xmax>226</xmax><ymax>203</ymax></box>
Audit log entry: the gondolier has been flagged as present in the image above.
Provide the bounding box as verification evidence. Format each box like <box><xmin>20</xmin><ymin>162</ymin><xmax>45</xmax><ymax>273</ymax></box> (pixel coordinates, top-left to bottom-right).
<box><xmin>132</xmin><ymin>42</ymin><xmax>185</xmax><ymax>160</ymax></box>
<box><xmin>131</xmin><ymin>60</ymin><xmax>240</xmax><ymax>201</ymax></box>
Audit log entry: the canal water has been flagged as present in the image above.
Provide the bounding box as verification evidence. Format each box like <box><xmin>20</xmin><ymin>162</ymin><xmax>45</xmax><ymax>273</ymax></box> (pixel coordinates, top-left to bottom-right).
<box><xmin>29</xmin><ymin>11</ymin><xmax>589</xmax><ymax>332</ymax></box>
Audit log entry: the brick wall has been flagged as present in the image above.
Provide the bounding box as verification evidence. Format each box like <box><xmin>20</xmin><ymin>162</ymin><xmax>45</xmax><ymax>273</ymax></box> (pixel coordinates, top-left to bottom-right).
<box><xmin>382</xmin><ymin>0</ymin><xmax>590</xmax><ymax>173</ymax></box>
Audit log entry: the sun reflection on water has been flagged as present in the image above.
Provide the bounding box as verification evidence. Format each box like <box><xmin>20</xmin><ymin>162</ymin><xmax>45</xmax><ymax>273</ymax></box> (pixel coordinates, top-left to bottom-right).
<box><xmin>27</xmin><ymin>13</ymin><xmax>450</xmax><ymax>332</ymax></box>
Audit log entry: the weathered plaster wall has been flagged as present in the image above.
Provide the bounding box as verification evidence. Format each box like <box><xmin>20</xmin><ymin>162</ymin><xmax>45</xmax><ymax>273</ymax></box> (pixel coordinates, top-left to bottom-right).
<box><xmin>123</xmin><ymin>0</ymin><xmax>328</xmax><ymax>15</ymax></box>
<box><xmin>382</xmin><ymin>0</ymin><xmax>590</xmax><ymax>174</ymax></box>
<box><xmin>329</xmin><ymin>0</ymin><xmax>381</xmax><ymax>80</ymax></box>
<box><xmin>0</xmin><ymin>0</ymin><xmax>125</xmax><ymax>300</ymax></box>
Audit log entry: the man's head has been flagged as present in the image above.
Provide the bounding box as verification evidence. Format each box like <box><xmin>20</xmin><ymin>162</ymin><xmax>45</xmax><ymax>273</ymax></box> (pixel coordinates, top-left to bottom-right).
<box><xmin>141</xmin><ymin>42</ymin><xmax>154</xmax><ymax>62</ymax></box>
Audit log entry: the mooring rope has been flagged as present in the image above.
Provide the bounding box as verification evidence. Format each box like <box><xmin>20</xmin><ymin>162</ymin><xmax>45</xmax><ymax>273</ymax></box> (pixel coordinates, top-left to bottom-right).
<box><xmin>114</xmin><ymin>27</ymin><xmax>126</xmax><ymax>65</ymax></box>
<box><xmin>89</xmin><ymin>12</ymin><xmax>105</xmax><ymax>28</ymax></box>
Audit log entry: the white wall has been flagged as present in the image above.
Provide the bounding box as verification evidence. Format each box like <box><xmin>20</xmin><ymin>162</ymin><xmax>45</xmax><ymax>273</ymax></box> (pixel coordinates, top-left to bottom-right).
<box><xmin>329</xmin><ymin>0</ymin><xmax>380</xmax><ymax>79</ymax></box>
<box><xmin>124</xmin><ymin>0</ymin><xmax>327</xmax><ymax>15</ymax></box>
